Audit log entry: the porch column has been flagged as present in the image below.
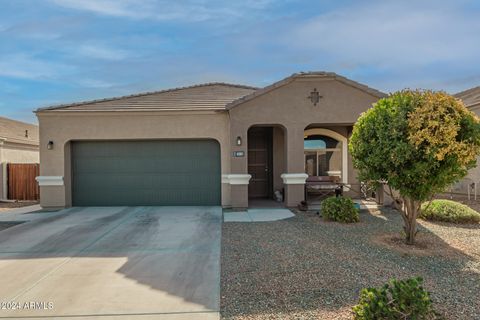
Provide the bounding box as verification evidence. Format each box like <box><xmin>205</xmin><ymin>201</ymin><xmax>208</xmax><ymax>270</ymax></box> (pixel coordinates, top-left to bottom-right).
<box><xmin>223</xmin><ymin>174</ymin><xmax>251</xmax><ymax>209</ymax></box>
<box><xmin>283</xmin><ymin>126</ymin><xmax>307</xmax><ymax>207</ymax></box>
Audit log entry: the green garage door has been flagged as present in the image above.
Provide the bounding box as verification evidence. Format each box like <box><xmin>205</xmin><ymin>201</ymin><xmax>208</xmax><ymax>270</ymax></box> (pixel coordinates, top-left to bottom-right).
<box><xmin>72</xmin><ymin>140</ymin><xmax>221</xmax><ymax>206</ymax></box>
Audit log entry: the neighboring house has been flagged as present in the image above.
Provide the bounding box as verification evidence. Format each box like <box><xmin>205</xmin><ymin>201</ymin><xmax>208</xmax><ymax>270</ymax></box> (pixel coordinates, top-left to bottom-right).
<box><xmin>453</xmin><ymin>86</ymin><xmax>480</xmax><ymax>196</ymax></box>
<box><xmin>35</xmin><ymin>72</ymin><xmax>385</xmax><ymax>209</ymax></box>
<box><xmin>0</xmin><ymin>116</ymin><xmax>39</xmax><ymax>199</ymax></box>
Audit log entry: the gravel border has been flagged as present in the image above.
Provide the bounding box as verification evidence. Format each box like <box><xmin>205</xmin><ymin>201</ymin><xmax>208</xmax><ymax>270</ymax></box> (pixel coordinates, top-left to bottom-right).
<box><xmin>221</xmin><ymin>207</ymin><xmax>480</xmax><ymax>319</ymax></box>
<box><xmin>0</xmin><ymin>201</ymin><xmax>38</xmax><ymax>212</ymax></box>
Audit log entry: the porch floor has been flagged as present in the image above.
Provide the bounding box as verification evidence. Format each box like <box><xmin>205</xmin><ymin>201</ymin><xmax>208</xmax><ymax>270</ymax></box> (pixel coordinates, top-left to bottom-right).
<box><xmin>248</xmin><ymin>198</ymin><xmax>285</xmax><ymax>208</ymax></box>
<box><xmin>224</xmin><ymin>208</ymin><xmax>294</xmax><ymax>222</ymax></box>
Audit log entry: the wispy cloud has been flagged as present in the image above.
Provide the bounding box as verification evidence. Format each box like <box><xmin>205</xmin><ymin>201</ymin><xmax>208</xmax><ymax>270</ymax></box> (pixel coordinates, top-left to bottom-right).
<box><xmin>49</xmin><ymin>0</ymin><xmax>283</xmax><ymax>22</ymax></box>
<box><xmin>77</xmin><ymin>44</ymin><xmax>130</xmax><ymax>61</ymax></box>
<box><xmin>286</xmin><ymin>1</ymin><xmax>480</xmax><ymax>68</ymax></box>
<box><xmin>74</xmin><ymin>78</ymin><xmax>118</xmax><ymax>88</ymax></box>
<box><xmin>1</xmin><ymin>16</ymin><xmax>84</xmax><ymax>40</ymax></box>
<box><xmin>49</xmin><ymin>0</ymin><xmax>141</xmax><ymax>18</ymax></box>
<box><xmin>221</xmin><ymin>0</ymin><xmax>480</xmax><ymax>91</ymax></box>
<box><xmin>0</xmin><ymin>54</ymin><xmax>73</xmax><ymax>80</ymax></box>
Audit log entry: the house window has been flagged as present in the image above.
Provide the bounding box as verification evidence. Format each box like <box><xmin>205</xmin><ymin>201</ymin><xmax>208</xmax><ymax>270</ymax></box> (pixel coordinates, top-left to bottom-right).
<box><xmin>304</xmin><ymin>135</ymin><xmax>342</xmax><ymax>177</ymax></box>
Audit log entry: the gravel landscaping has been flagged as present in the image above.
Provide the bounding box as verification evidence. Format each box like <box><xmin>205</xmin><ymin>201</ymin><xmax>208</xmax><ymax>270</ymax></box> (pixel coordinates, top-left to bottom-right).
<box><xmin>0</xmin><ymin>201</ymin><xmax>38</xmax><ymax>212</ymax></box>
<box><xmin>221</xmin><ymin>207</ymin><xmax>480</xmax><ymax>320</ymax></box>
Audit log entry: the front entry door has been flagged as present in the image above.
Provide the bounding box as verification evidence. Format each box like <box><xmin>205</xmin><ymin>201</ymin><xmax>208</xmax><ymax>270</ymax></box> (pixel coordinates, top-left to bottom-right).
<box><xmin>248</xmin><ymin>127</ymin><xmax>273</xmax><ymax>198</ymax></box>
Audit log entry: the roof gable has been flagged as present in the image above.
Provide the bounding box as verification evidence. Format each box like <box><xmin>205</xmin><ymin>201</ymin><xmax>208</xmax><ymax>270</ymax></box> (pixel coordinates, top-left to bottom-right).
<box><xmin>226</xmin><ymin>72</ymin><xmax>386</xmax><ymax>109</ymax></box>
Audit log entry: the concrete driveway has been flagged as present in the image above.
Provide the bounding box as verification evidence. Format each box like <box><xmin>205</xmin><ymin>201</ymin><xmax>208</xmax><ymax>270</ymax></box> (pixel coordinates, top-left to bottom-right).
<box><xmin>0</xmin><ymin>206</ymin><xmax>222</xmax><ymax>319</ymax></box>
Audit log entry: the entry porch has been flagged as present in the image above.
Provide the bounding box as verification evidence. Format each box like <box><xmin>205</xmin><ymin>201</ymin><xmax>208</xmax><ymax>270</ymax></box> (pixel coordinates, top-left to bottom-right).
<box><xmin>226</xmin><ymin>124</ymin><xmax>365</xmax><ymax>209</ymax></box>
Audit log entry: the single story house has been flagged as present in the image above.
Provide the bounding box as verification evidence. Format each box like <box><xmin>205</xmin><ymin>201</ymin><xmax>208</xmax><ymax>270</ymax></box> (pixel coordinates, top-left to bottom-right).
<box><xmin>0</xmin><ymin>116</ymin><xmax>39</xmax><ymax>200</ymax></box>
<box><xmin>35</xmin><ymin>72</ymin><xmax>386</xmax><ymax>209</ymax></box>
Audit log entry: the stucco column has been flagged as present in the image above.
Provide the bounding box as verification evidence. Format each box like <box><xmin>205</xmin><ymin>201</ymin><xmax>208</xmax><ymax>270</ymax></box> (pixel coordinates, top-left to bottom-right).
<box><xmin>283</xmin><ymin>126</ymin><xmax>307</xmax><ymax>207</ymax></box>
<box><xmin>37</xmin><ymin>137</ymin><xmax>67</xmax><ymax>209</ymax></box>
<box><xmin>223</xmin><ymin>174</ymin><xmax>251</xmax><ymax>209</ymax></box>
<box><xmin>229</xmin><ymin>123</ymin><xmax>249</xmax><ymax>209</ymax></box>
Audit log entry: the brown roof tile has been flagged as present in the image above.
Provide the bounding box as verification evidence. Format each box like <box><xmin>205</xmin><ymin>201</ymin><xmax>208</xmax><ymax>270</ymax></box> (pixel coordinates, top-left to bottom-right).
<box><xmin>0</xmin><ymin>117</ymin><xmax>39</xmax><ymax>145</ymax></box>
<box><xmin>37</xmin><ymin>83</ymin><xmax>257</xmax><ymax>112</ymax></box>
<box><xmin>455</xmin><ymin>86</ymin><xmax>480</xmax><ymax>108</ymax></box>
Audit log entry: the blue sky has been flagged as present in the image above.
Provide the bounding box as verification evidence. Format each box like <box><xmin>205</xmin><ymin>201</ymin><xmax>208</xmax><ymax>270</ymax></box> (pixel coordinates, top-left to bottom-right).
<box><xmin>1</xmin><ymin>0</ymin><xmax>480</xmax><ymax>123</ymax></box>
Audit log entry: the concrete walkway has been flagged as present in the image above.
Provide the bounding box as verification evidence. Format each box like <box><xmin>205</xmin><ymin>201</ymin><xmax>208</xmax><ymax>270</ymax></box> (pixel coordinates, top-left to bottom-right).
<box><xmin>0</xmin><ymin>206</ymin><xmax>221</xmax><ymax>319</ymax></box>
<box><xmin>224</xmin><ymin>208</ymin><xmax>295</xmax><ymax>222</ymax></box>
<box><xmin>0</xmin><ymin>204</ymin><xmax>43</xmax><ymax>221</ymax></box>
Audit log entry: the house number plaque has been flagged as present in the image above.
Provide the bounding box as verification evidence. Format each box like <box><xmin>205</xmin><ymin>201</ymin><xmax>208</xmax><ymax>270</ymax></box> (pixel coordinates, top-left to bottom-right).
<box><xmin>233</xmin><ymin>151</ymin><xmax>245</xmax><ymax>157</ymax></box>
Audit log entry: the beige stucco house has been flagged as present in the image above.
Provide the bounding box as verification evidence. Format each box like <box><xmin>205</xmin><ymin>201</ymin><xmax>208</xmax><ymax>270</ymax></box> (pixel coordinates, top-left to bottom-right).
<box><xmin>35</xmin><ymin>72</ymin><xmax>385</xmax><ymax>209</ymax></box>
<box><xmin>0</xmin><ymin>116</ymin><xmax>39</xmax><ymax>199</ymax></box>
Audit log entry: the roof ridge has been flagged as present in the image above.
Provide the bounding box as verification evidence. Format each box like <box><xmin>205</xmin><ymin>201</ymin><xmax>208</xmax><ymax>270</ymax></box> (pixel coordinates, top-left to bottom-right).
<box><xmin>0</xmin><ymin>116</ymin><xmax>38</xmax><ymax>127</ymax></box>
<box><xmin>36</xmin><ymin>82</ymin><xmax>258</xmax><ymax>112</ymax></box>
<box><xmin>455</xmin><ymin>85</ymin><xmax>480</xmax><ymax>98</ymax></box>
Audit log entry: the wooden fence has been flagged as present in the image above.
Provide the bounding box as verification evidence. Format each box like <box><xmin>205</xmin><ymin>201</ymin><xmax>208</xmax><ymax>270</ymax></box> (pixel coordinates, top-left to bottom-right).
<box><xmin>7</xmin><ymin>163</ymin><xmax>40</xmax><ymax>201</ymax></box>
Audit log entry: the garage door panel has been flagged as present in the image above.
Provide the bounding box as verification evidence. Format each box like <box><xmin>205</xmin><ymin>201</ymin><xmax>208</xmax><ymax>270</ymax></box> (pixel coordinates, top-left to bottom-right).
<box><xmin>75</xmin><ymin>174</ymin><xmax>218</xmax><ymax>190</ymax></box>
<box><xmin>72</xmin><ymin>140</ymin><xmax>221</xmax><ymax>206</ymax></box>
<box><xmin>75</xmin><ymin>159</ymin><xmax>218</xmax><ymax>174</ymax></box>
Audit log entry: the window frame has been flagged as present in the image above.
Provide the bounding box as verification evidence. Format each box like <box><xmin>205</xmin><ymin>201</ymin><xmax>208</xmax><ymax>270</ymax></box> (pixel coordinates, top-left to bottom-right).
<box><xmin>304</xmin><ymin>136</ymin><xmax>342</xmax><ymax>177</ymax></box>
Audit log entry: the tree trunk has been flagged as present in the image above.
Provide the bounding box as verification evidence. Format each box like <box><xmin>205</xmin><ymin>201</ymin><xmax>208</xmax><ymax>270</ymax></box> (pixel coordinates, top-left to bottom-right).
<box><xmin>403</xmin><ymin>197</ymin><xmax>420</xmax><ymax>245</ymax></box>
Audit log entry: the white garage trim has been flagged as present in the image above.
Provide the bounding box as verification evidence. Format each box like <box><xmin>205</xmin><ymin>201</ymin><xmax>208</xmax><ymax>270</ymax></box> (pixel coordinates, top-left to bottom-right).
<box><xmin>36</xmin><ymin>176</ymin><xmax>64</xmax><ymax>186</ymax></box>
<box><xmin>222</xmin><ymin>174</ymin><xmax>252</xmax><ymax>185</ymax></box>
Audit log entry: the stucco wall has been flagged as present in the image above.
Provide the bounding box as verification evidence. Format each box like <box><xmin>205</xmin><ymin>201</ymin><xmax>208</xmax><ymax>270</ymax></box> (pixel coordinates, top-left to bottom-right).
<box><xmin>229</xmin><ymin>77</ymin><xmax>379</xmax><ymax>206</ymax></box>
<box><xmin>272</xmin><ymin>126</ymin><xmax>285</xmax><ymax>192</ymax></box>
<box><xmin>0</xmin><ymin>142</ymin><xmax>39</xmax><ymax>163</ymax></box>
<box><xmin>230</xmin><ymin>78</ymin><xmax>378</xmax><ymax>170</ymax></box>
<box><xmin>37</xmin><ymin>111</ymin><xmax>231</xmax><ymax>208</ymax></box>
<box><xmin>0</xmin><ymin>142</ymin><xmax>39</xmax><ymax>200</ymax></box>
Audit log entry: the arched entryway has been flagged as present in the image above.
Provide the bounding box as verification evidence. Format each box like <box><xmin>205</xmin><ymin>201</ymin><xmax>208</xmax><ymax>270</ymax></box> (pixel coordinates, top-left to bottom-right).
<box><xmin>303</xmin><ymin>128</ymin><xmax>348</xmax><ymax>184</ymax></box>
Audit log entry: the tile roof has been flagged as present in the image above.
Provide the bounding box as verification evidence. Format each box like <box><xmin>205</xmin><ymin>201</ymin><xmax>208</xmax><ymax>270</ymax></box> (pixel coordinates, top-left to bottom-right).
<box><xmin>0</xmin><ymin>116</ymin><xmax>39</xmax><ymax>145</ymax></box>
<box><xmin>37</xmin><ymin>83</ymin><xmax>258</xmax><ymax>112</ymax></box>
<box><xmin>455</xmin><ymin>86</ymin><xmax>480</xmax><ymax>108</ymax></box>
<box><xmin>36</xmin><ymin>72</ymin><xmax>385</xmax><ymax>113</ymax></box>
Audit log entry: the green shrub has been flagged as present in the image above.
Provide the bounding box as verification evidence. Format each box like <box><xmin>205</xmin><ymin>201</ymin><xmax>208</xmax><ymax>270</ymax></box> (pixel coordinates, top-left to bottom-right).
<box><xmin>352</xmin><ymin>277</ymin><xmax>440</xmax><ymax>320</ymax></box>
<box><xmin>420</xmin><ymin>199</ymin><xmax>480</xmax><ymax>224</ymax></box>
<box><xmin>321</xmin><ymin>196</ymin><xmax>359</xmax><ymax>223</ymax></box>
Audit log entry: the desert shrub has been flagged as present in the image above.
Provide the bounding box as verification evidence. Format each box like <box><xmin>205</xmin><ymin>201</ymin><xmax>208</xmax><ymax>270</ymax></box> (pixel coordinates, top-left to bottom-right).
<box><xmin>321</xmin><ymin>196</ymin><xmax>359</xmax><ymax>223</ymax></box>
<box><xmin>349</xmin><ymin>89</ymin><xmax>480</xmax><ymax>244</ymax></box>
<box><xmin>352</xmin><ymin>277</ymin><xmax>441</xmax><ymax>319</ymax></box>
<box><xmin>420</xmin><ymin>199</ymin><xmax>480</xmax><ymax>224</ymax></box>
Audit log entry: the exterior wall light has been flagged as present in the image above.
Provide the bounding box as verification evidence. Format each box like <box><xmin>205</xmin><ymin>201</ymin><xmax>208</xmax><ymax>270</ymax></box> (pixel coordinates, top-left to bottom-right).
<box><xmin>236</xmin><ymin>136</ymin><xmax>242</xmax><ymax>146</ymax></box>
<box><xmin>47</xmin><ymin>141</ymin><xmax>54</xmax><ymax>150</ymax></box>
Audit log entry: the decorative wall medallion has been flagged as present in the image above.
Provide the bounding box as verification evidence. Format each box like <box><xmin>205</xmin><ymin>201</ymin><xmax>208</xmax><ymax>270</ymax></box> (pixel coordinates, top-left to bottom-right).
<box><xmin>307</xmin><ymin>88</ymin><xmax>323</xmax><ymax>106</ymax></box>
